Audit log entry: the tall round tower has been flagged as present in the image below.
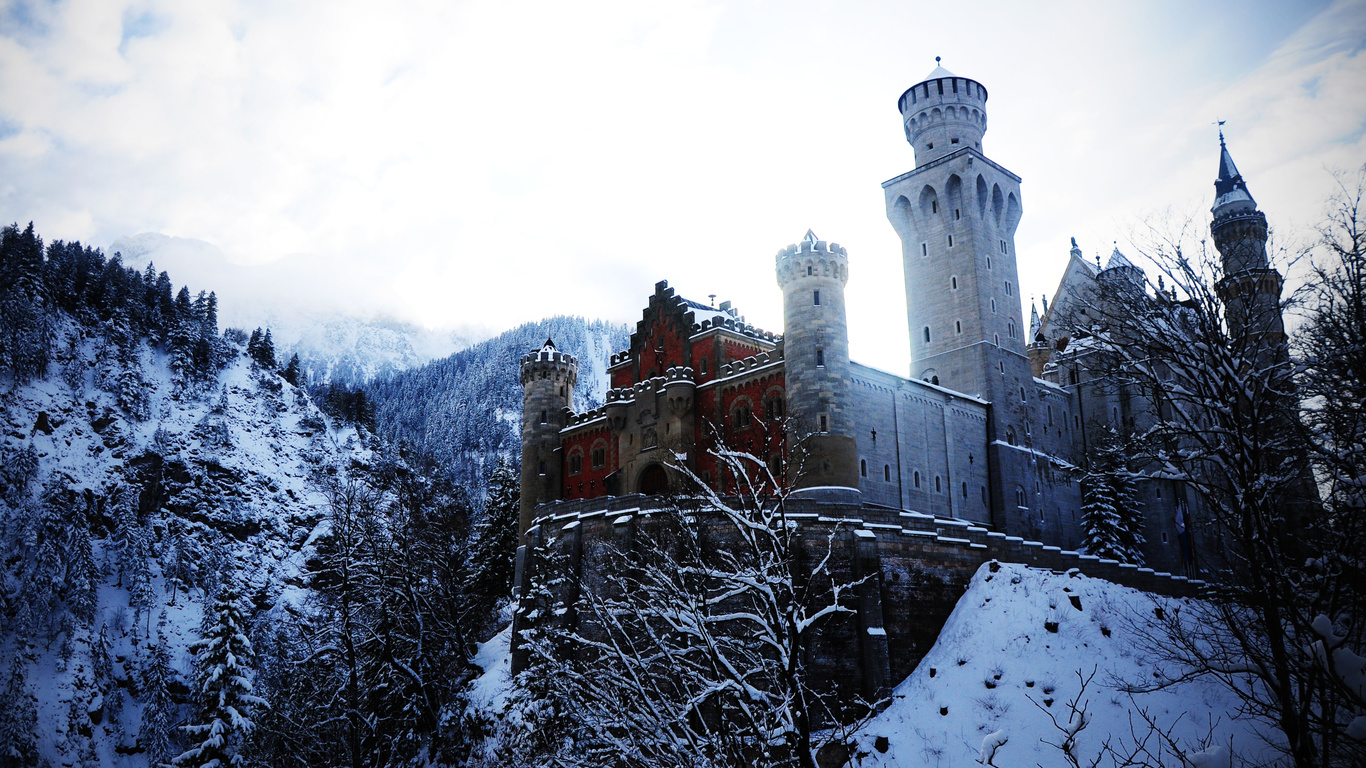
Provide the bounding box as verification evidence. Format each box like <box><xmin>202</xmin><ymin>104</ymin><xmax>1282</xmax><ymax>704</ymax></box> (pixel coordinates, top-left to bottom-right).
<box><xmin>1210</xmin><ymin>131</ymin><xmax>1285</xmax><ymax>349</ymax></box>
<box><xmin>519</xmin><ymin>339</ymin><xmax>577</xmax><ymax>538</ymax></box>
<box><xmin>776</xmin><ymin>230</ymin><xmax>859</xmax><ymax>498</ymax></box>
<box><xmin>897</xmin><ymin>58</ymin><xmax>989</xmax><ymax>168</ymax></box>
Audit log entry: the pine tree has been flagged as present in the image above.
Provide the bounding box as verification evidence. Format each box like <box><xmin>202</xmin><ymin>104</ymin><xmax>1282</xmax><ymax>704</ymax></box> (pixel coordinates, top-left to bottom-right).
<box><xmin>0</xmin><ymin>657</ymin><xmax>39</xmax><ymax>767</ymax></box>
<box><xmin>281</xmin><ymin>353</ymin><xmax>301</xmax><ymax>386</ymax></box>
<box><xmin>68</xmin><ymin>518</ymin><xmax>100</xmax><ymax>624</ymax></box>
<box><xmin>1080</xmin><ymin>429</ymin><xmax>1144</xmax><ymax>564</ymax></box>
<box><xmin>140</xmin><ymin>642</ymin><xmax>177</xmax><ymax>768</ymax></box>
<box><xmin>466</xmin><ymin>456</ymin><xmax>521</xmax><ymax>626</ymax></box>
<box><xmin>173</xmin><ymin>582</ymin><xmax>264</xmax><ymax>768</ymax></box>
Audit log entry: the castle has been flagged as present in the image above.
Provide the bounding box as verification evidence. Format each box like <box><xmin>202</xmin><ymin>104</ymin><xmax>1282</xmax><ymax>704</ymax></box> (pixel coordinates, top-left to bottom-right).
<box><xmin>516</xmin><ymin>62</ymin><xmax>1283</xmax><ymax>581</ymax></box>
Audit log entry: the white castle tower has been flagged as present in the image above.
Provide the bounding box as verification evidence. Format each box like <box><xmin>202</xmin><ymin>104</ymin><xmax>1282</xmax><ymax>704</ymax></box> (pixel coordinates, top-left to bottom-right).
<box><xmin>881</xmin><ymin>60</ymin><xmax>1038</xmax><ymax>531</ymax></box>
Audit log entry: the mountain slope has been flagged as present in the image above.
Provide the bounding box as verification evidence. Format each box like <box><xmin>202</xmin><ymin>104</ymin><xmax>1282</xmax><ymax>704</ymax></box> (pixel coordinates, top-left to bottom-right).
<box><xmin>366</xmin><ymin>315</ymin><xmax>629</xmax><ymax>486</ymax></box>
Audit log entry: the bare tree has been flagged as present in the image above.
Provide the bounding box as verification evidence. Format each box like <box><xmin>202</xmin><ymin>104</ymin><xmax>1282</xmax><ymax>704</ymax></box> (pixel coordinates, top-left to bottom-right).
<box><xmin>1069</xmin><ymin>197</ymin><xmax>1364</xmax><ymax>766</ymax></box>
<box><xmin>513</xmin><ymin>432</ymin><xmax>876</xmax><ymax>768</ymax></box>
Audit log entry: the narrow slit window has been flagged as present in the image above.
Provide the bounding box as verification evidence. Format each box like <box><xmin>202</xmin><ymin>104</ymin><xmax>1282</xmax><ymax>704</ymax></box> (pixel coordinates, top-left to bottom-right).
<box><xmin>921</xmin><ymin>242</ymin><xmax>928</xmax><ymax>257</ymax></box>
<box><xmin>861</xmin><ymin>459</ymin><xmax>867</xmax><ymax>478</ymax></box>
<box><xmin>948</xmin><ymin>234</ymin><xmax>954</xmax><ymax>247</ymax></box>
<box><xmin>956</xmin><ymin>320</ymin><xmax>962</xmax><ymax>334</ymax></box>
<box><xmin>816</xmin><ymin>348</ymin><xmax>825</xmax><ymax>366</ymax></box>
<box><xmin>884</xmin><ymin>465</ymin><xmax>891</xmax><ymax>481</ymax></box>
<box><xmin>923</xmin><ymin>326</ymin><xmax>931</xmax><ymax>343</ymax></box>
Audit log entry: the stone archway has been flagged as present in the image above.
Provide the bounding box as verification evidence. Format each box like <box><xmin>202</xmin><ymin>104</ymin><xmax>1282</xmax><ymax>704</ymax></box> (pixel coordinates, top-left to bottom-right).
<box><xmin>638</xmin><ymin>463</ymin><xmax>668</xmax><ymax>495</ymax></box>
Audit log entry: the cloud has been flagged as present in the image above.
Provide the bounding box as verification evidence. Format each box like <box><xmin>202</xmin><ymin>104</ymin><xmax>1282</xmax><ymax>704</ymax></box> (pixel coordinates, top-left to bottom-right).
<box><xmin>2</xmin><ymin>0</ymin><xmax>1363</xmax><ymax>375</ymax></box>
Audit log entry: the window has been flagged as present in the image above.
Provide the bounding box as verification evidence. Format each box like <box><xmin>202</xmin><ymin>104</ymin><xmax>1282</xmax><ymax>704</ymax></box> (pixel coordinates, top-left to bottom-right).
<box><xmin>951</xmin><ymin>276</ymin><xmax>958</xmax><ymax>290</ymax></box>
<box><xmin>932</xmin><ymin>200</ymin><xmax>938</xmax><ymax>214</ymax></box>
<box><xmin>813</xmin><ymin>290</ymin><xmax>821</xmax><ymax>306</ymax></box>
<box><xmin>559</xmin><ymin>385</ymin><xmax>565</xmax><ymax>396</ymax></box>
<box><xmin>954</xmin><ymin>208</ymin><xmax>961</xmax><ymax>220</ymax></box>
<box><xmin>999</xmin><ymin>239</ymin><xmax>1008</xmax><ymax>254</ymax></box>
<box><xmin>819</xmin><ymin>414</ymin><xmax>828</xmax><ymax>432</ymax></box>
<box><xmin>991</xmin><ymin>299</ymin><xmax>996</xmax><ymax>312</ymax></box>
<box><xmin>987</xmin><ymin>256</ymin><xmax>992</xmax><ymax>270</ymax></box>
<box><xmin>700</xmin><ymin>357</ymin><xmax>708</xmax><ymax>374</ymax></box>
<box><xmin>764</xmin><ymin>395</ymin><xmax>784</xmax><ymax>420</ymax></box>
<box><xmin>1005</xmin><ymin>281</ymin><xmax>1013</xmax><ymax>295</ymax></box>
<box><xmin>539</xmin><ymin>461</ymin><xmax>546</xmax><ymax>474</ymax></box>
<box><xmin>931</xmin><ymin>375</ymin><xmax>939</xmax><ymax>385</ymax></box>
<box><xmin>1074</xmin><ymin>414</ymin><xmax>1080</xmax><ymax>430</ymax></box>
<box><xmin>884</xmin><ymin>465</ymin><xmax>891</xmax><ymax>481</ymax></box>
<box><xmin>860</xmin><ymin>459</ymin><xmax>868</xmax><ymax>478</ymax></box>
<box><xmin>951</xmin><ymin>137</ymin><xmax>959</xmax><ymax>144</ymax></box>
<box><xmin>1020</xmin><ymin>387</ymin><xmax>1026</xmax><ymax>402</ymax></box>
<box><xmin>914</xmin><ymin>471</ymin><xmax>921</xmax><ymax>488</ymax></box>
<box><xmin>994</xmin><ymin>334</ymin><xmax>1000</xmax><ymax>346</ymax></box>
<box><xmin>569</xmin><ymin>452</ymin><xmax>582</xmax><ymax>475</ymax></box>
<box><xmin>961</xmin><ymin>481</ymin><xmax>967</xmax><ymax>498</ymax></box>
<box><xmin>734</xmin><ymin>403</ymin><xmax>752</xmax><ymax>428</ymax></box>
<box><xmin>592</xmin><ymin>446</ymin><xmax>606</xmax><ymax>469</ymax></box>
<box><xmin>1156</xmin><ymin>487</ymin><xmax>1162</xmax><ymax>499</ymax></box>
<box><xmin>923</xmin><ymin>327</ymin><xmax>931</xmax><ymax>343</ymax></box>
<box><xmin>981</xmin><ymin>486</ymin><xmax>988</xmax><ymax>504</ymax></box>
<box><xmin>935</xmin><ymin>476</ymin><xmax>942</xmax><ymax>492</ymax></box>
<box><xmin>1047</xmin><ymin>405</ymin><xmax>1053</xmax><ymax>425</ymax></box>
<box><xmin>921</xmin><ymin>242</ymin><xmax>928</xmax><ymax>257</ymax></box>
<box><xmin>1016</xmin><ymin>487</ymin><xmax>1025</xmax><ymax>507</ymax></box>
<box><xmin>807</xmin><ymin>265</ymin><xmax>813</xmax><ymax>276</ymax></box>
<box><xmin>1162</xmin><ymin>531</ymin><xmax>1169</xmax><ymax>543</ymax></box>
<box><xmin>815</xmin><ymin>348</ymin><xmax>825</xmax><ymax>366</ymax></box>
<box><xmin>1006</xmin><ymin>426</ymin><xmax>1016</xmax><ymax>445</ymax></box>
<box><xmin>540</xmin><ymin>409</ymin><xmax>548</xmax><ymax>424</ymax></box>
<box><xmin>955</xmin><ymin>320</ymin><xmax>962</xmax><ymax>334</ymax></box>
<box><xmin>927</xmin><ymin>142</ymin><xmax>933</xmax><ymax>150</ymax></box>
<box><xmin>1009</xmin><ymin>322</ymin><xmax>1015</xmax><ymax>338</ymax></box>
<box><xmin>947</xmin><ymin>234</ymin><xmax>954</xmax><ymax>247</ymax></box>
<box><xmin>999</xmin><ymin>360</ymin><xmax>1005</xmax><ymax>372</ymax></box>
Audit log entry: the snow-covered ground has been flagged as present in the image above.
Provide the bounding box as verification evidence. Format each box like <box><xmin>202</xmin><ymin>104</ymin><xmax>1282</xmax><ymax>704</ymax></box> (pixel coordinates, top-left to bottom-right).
<box><xmin>853</xmin><ymin>562</ymin><xmax>1275</xmax><ymax>767</ymax></box>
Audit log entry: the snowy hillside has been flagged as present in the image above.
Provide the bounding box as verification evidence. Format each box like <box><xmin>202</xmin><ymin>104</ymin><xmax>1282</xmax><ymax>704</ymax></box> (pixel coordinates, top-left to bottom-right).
<box><xmin>1</xmin><ymin>316</ymin><xmax>366</xmax><ymax>765</ymax></box>
<box><xmin>853</xmin><ymin>562</ymin><xmax>1276</xmax><ymax>767</ymax></box>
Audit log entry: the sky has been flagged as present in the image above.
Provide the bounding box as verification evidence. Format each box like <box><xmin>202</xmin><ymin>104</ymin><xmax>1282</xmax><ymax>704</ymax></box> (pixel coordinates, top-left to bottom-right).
<box><xmin>2</xmin><ymin>0</ymin><xmax>1365</xmax><ymax>374</ymax></box>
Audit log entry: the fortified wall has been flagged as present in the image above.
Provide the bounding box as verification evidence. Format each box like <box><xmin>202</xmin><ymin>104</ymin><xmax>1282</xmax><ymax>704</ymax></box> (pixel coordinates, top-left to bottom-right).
<box><xmin>511</xmin><ymin>493</ymin><xmax>1206</xmax><ymax>700</ymax></box>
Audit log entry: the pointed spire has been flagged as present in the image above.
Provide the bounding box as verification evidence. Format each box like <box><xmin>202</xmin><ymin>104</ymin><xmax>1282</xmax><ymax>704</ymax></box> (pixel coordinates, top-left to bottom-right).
<box><xmin>803</xmin><ymin>229</ymin><xmax>819</xmax><ymax>245</ymax></box>
<box><xmin>1029</xmin><ymin>300</ymin><xmax>1041</xmax><ymax>337</ymax></box>
<box><xmin>1213</xmin><ymin>128</ymin><xmax>1256</xmax><ymax>214</ymax></box>
<box><xmin>540</xmin><ymin>338</ymin><xmax>556</xmax><ymax>352</ymax></box>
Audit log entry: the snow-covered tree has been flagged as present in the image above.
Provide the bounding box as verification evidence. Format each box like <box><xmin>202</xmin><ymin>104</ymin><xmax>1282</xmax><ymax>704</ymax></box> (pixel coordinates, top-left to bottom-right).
<box><xmin>173</xmin><ymin>581</ymin><xmax>264</xmax><ymax>768</ymax></box>
<box><xmin>465</xmin><ymin>455</ymin><xmax>520</xmax><ymax>628</ymax></box>
<box><xmin>516</xmin><ymin>439</ymin><xmax>873</xmax><ymax>768</ymax></box>
<box><xmin>0</xmin><ymin>657</ymin><xmax>39</xmax><ymax>767</ymax></box>
<box><xmin>1079</xmin><ymin>429</ymin><xmax>1144</xmax><ymax>564</ymax></box>
<box><xmin>140</xmin><ymin>642</ymin><xmax>178</xmax><ymax>768</ymax></box>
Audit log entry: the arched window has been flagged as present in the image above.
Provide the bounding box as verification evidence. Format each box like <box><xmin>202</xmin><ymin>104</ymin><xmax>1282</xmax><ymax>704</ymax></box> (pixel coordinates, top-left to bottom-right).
<box><xmin>961</xmin><ymin>481</ymin><xmax>967</xmax><ymax>498</ymax></box>
<box><xmin>935</xmin><ymin>476</ymin><xmax>942</xmax><ymax>492</ymax></box>
<box><xmin>568</xmin><ymin>451</ymin><xmax>583</xmax><ymax>475</ymax></box>
<box><xmin>1006</xmin><ymin>426</ymin><xmax>1016</xmax><ymax>445</ymax></box>
<box><xmin>914</xmin><ymin>471</ymin><xmax>921</xmax><ymax>488</ymax></box>
<box><xmin>860</xmin><ymin>459</ymin><xmax>867</xmax><ymax>478</ymax></box>
<box><xmin>591</xmin><ymin>443</ymin><xmax>607</xmax><ymax>469</ymax></box>
<box><xmin>764</xmin><ymin>393</ymin><xmax>785</xmax><ymax>420</ymax></box>
<box><xmin>1016</xmin><ymin>487</ymin><xmax>1025</xmax><ymax>507</ymax></box>
<box><xmin>932</xmin><ymin>375</ymin><xmax>940</xmax><ymax>385</ymax></box>
<box><xmin>733</xmin><ymin>402</ymin><xmax>753</xmax><ymax>429</ymax></box>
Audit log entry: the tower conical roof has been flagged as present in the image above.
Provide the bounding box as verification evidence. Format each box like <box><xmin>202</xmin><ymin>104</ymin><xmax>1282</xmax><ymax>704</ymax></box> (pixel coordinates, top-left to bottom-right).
<box><xmin>922</xmin><ymin>64</ymin><xmax>957</xmax><ymax>81</ymax></box>
<box><xmin>1213</xmin><ymin>132</ymin><xmax>1256</xmax><ymax>213</ymax></box>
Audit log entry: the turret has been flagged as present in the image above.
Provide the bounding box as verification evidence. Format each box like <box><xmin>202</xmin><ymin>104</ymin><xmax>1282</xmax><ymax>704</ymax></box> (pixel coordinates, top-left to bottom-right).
<box><xmin>519</xmin><ymin>339</ymin><xmax>578</xmax><ymax>538</ymax></box>
<box><xmin>1210</xmin><ymin>131</ymin><xmax>1285</xmax><ymax>347</ymax></box>
<box><xmin>775</xmin><ymin>230</ymin><xmax>860</xmax><ymax>498</ymax></box>
<box><xmin>896</xmin><ymin>57</ymin><xmax>989</xmax><ymax>168</ymax></box>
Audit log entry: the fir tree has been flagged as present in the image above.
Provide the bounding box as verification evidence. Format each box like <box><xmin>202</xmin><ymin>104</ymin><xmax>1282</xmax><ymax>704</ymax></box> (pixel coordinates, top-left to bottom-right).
<box><xmin>173</xmin><ymin>582</ymin><xmax>264</xmax><ymax>768</ymax></box>
<box><xmin>1080</xmin><ymin>429</ymin><xmax>1144</xmax><ymax>564</ymax></box>
<box><xmin>281</xmin><ymin>353</ymin><xmax>301</xmax><ymax>386</ymax></box>
<box><xmin>140</xmin><ymin>642</ymin><xmax>178</xmax><ymax>768</ymax></box>
<box><xmin>466</xmin><ymin>456</ymin><xmax>520</xmax><ymax>626</ymax></box>
<box><xmin>68</xmin><ymin>518</ymin><xmax>100</xmax><ymax>624</ymax></box>
<box><xmin>0</xmin><ymin>657</ymin><xmax>39</xmax><ymax>767</ymax></box>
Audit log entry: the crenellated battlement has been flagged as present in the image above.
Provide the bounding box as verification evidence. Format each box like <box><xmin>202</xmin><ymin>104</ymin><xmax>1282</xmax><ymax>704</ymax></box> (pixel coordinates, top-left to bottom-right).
<box><xmin>776</xmin><ymin>235</ymin><xmax>850</xmax><ymax>288</ymax></box>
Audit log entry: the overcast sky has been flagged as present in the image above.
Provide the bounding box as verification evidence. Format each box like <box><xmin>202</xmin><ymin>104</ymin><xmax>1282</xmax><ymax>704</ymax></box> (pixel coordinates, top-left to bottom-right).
<box><xmin>3</xmin><ymin>0</ymin><xmax>1364</xmax><ymax>374</ymax></box>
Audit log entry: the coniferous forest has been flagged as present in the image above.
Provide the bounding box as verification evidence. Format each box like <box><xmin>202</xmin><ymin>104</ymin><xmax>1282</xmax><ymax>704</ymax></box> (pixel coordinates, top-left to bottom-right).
<box><xmin>0</xmin><ymin>222</ymin><xmax>618</xmax><ymax>766</ymax></box>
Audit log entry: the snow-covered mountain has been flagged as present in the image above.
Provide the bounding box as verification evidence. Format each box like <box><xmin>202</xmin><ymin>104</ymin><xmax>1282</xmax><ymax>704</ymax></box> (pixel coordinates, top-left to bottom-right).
<box><xmin>109</xmin><ymin>232</ymin><xmax>489</xmax><ymax>385</ymax></box>
<box><xmin>0</xmin><ymin>316</ymin><xmax>367</xmax><ymax>765</ymax></box>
